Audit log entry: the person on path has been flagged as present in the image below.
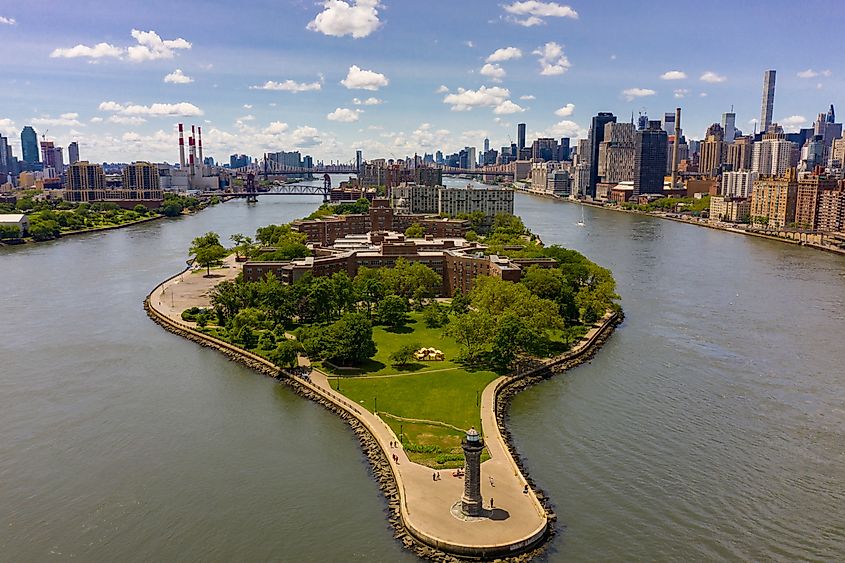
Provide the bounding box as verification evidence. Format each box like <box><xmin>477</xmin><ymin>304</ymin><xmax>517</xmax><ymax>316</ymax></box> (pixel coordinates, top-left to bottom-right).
<box><xmin>489</xmin><ymin>475</ymin><xmax>494</xmax><ymax>487</ymax></box>
<box><xmin>490</xmin><ymin>497</ymin><xmax>494</xmax><ymax>508</ymax></box>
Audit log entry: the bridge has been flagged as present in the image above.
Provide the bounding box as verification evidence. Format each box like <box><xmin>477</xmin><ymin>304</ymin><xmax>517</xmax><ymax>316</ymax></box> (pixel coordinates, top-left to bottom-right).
<box><xmin>437</xmin><ymin>166</ymin><xmax>515</xmax><ymax>176</ymax></box>
<box><xmin>210</xmin><ymin>172</ymin><xmax>332</xmax><ymax>201</ymax></box>
<box><xmin>232</xmin><ymin>161</ymin><xmax>357</xmax><ymax>175</ymax></box>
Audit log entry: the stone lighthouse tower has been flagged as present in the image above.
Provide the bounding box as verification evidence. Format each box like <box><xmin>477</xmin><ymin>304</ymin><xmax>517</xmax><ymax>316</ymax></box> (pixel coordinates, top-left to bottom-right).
<box><xmin>460</xmin><ymin>427</ymin><xmax>485</xmax><ymax>516</ymax></box>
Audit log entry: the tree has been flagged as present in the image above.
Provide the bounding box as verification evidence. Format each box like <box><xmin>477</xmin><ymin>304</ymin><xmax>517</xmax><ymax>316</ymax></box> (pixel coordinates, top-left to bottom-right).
<box><xmin>0</xmin><ymin>224</ymin><xmax>21</xmax><ymax>239</ymax></box>
<box><xmin>490</xmin><ymin>312</ymin><xmax>540</xmax><ymax>368</ymax></box>
<box><xmin>237</xmin><ymin>325</ymin><xmax>258</xmax><ymax>349</ymax></box>
<box><xmin>230</xmin><ymin>233</ymin><xmax>250</xmax><ymax>259</ymax></box>
<box><xmin>269</xmin><ymin>339</ymin><xmax>303</xmax><ymax>369</ymax></box>
<box><xmin>422</xmin><ymin>302</ymin><xmax>448</xmax><ymax>328</ymax></box>
<box><xmin>390</xmin><ymin>342</ymin><xmax>421</xmax><ymax>367</ymax></box>
<box><xmin>133</xmin><ymin>204</ymin><xmax>148</xmax><ymax>214</ymax></box>
<box><xmin>189</xmin><ymin>232</ymin><xmax>227</xmax><ymax>276</ymax></box>
<box><xmin>446</xmin><ymin>310</ymin><xmax>494</xmax><ymax>363</ymax></box>
<box><xmin>378</xmin><ymin>295</ymin><xmax>409</xmax><ymax>328</ymax></box>
<box><xmin>404</xmin><ymin>223</ymin><xmax>425</xmax><ymax>238</ymax></box>
<box><xmin>450</xmin><ymin>290</ymin><xmax>470</xmax><ymax>314</ymax></box>
<box><xmin>353</xmin><ymin>269</ymin><xmax>384</xmax><ymax>316</ymax></box>
<box><xmin>323</xmin><ymin>312</ymin><xmax>377</xmax><ymax>366</ymax></box>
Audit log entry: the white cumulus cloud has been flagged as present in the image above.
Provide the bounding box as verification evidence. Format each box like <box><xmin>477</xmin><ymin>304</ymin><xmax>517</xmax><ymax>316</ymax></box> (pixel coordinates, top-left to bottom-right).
<box><xmin>108</xmin><ymin>115</ymin><xmax>147</xmax><ymax>125</ymax></box>
<box><xmin>554</xmin><ymin>103</ymin><xmax>575</xmax><ymax>117</ymax></box>
<box><xmin>520</xmin><ymin>94</ymin><xmax>536</xmax><ymax>100</ymax></box>
<box><xmin>660</xmin><ymin>70</ymin><xmax>687</xmax><ymax>80</ymax></box>
<box><xmin>533</xmin><ymin>42</ymin><xmax>571</xmax><ymax>75</ymax></box>
<box><xmin>327</xmin><ymin>107</ymin><xmax>361</xmax><ymax>122</ymax></box>
<box><xmin>503</xmin><ymin>1</ymin><xmax>578</xmax><ymax>26</ymax></box>
<box><xmin>442</xmin><ymin>86</ymin><xmax>510</xmax><ymax>111</ymax></box>
<box><xmin>480</xmin><ymin>63</ymin><xmax>506</xmax><ymax>82</ymax></box>
<box><xmin>127</xmin><ymin>29</ymin><xmax>191</xmax><ymax>62</ymax></box>
<box><xmin>494</xmin><ymin>100</ymin><xmax>525</xmax><ymax>115</ymax></box>
<box><xmin>797</xmin><ymin>68</ymin><xmax>832</xmax><ymax>79</ymax></box>
<box><xmin>486</xmin><ymin>47</ymin><xmax>522</xmax><ymax>62</ymax></box>
<box><xmin>622</xmin><ymin>88</ymin><xmax>656</xmax><ymax>101</ymax></box>
<box><xmin>307</xmin><ymin>0</ymin><xmax>382</xmax><ymax>39</ymax></box>
<box><xmin>435</xmin><ymin>85</ymin><xmax>450</xmax><ymax>94</ymax></box>
<box><xmin>779</xmin><ymin>115</ymin><xmax>806</xmax><ymax>131</ymax></box>
<box><xmin>250</xmin><ymin>79</ymin><xmax>322</xmax><ymax>92</ymax></box>
<box><xmin>700</xmin><ymin>71</ymin><xmax>726</xmax><ymax>83</ymax></box>
<box><xmin>0</xmin><ymin>16</ymin><xmax>18</xmax><ymax>25</ymax></box>
<box><xmin>673</xmin><ymin>88</ymin><xmax>689</xmax><ymax>99</ymax></box>
<box><xmin>341</xmin><ymin>65</ymin><xmax>389</xmax><ymax>90</ymax></box>
<box><xmin>31</xmin><ymin>113</ymin><xmax>84</xmax><ymax>127</ymax></box>
<box><xmin>50</xmin><ymin>42</ymin><xmax>123</xmax><ymax>59</ymax></box>
<box><xmin>98</xmin><ymin>101</ymin><xmax>203</xmax><ymax>117</ymax></box>
<box><xmin>353</xmin><ymin>97</ymin><xmax>382</xmax><ymax>105</ymax></box>
<box><xmin>264</xmin><ymin>121</ymin><xmax>289</xmax><ymax>134</ymax></box>
<box><xmin>164</xmin><ymin>69</ymin><xmax>193</xmax><ymax>84</ymax></box>
<box><xmin>50</xmin><ymin>29</ymin><xmax>190</xmax><ymax>62</ymax></box>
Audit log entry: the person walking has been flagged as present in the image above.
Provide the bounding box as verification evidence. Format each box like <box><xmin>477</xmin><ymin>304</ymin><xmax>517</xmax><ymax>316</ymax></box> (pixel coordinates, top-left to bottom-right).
<box><xmin>490</xmin><ymin>497</ymin><xmax>494</xmax><ymax>509</ymax></box>
<box><xmin>489</xmin><ymin>475</ymin><xmax>494</xmax><ymax>487</ymax></box>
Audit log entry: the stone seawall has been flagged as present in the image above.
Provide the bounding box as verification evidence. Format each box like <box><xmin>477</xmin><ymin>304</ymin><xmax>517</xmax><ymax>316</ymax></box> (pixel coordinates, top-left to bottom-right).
<box><xmin>145</xmin><ymin>268</ymin><xmax>620</xmax><ymax>561</ymax></box>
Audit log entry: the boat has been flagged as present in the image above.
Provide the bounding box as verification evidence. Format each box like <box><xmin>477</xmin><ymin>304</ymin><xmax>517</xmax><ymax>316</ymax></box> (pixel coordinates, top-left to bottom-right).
<box><xmin>576</xmin><ymin>204</ymin><xmax>586</xmax><ymax>227</ymax></box>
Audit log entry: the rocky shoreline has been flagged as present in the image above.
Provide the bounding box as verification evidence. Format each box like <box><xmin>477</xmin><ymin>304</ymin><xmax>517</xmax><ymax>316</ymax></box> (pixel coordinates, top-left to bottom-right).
<box><xmin>144</xmin><ymin>291</ymin><xmax>621</xmax><ymax>562</ymax></box>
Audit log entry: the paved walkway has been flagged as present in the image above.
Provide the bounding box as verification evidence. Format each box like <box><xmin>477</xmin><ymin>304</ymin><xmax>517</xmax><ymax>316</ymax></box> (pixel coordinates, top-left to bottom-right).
<box><xmin>150</xmin><ymin>254</ymin><xmax>241</xmax><ymax>325</ymax></box>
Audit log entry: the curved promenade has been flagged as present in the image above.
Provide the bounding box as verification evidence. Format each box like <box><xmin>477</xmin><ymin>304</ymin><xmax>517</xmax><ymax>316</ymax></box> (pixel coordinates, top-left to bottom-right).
<box><xmin>145</xmin><ymin>263</ymin><xmax>619</xmax><ymax>560</ymax></box>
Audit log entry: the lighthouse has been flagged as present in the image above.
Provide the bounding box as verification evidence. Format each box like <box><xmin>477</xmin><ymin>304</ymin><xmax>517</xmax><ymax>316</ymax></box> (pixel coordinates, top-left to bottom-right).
<box><xmin>460</xmin><ymin>427</ymin><xmax>485</xmax><ymax>517</ymax></box>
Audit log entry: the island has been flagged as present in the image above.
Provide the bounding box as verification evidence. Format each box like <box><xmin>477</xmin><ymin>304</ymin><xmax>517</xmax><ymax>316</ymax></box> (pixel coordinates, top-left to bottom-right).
<box><xmin>145</xmin><ymin>197</ymin><xmax>621</xmax><ymax>560</ymax></box>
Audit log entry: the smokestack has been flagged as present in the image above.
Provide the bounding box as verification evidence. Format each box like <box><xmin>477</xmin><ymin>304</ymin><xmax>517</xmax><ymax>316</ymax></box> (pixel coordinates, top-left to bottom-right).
<box><xmin>197</xmin><ymin>126</ymin><xmax>204</xmax><ymax>177</ymax></box>
<box><xmin>671</xmin><ymin>107</ymin><xmax>682</xmax><ymax>190</ymax></box>
<box><xmin>189</xmin><ymin>131</ymin><xmax>196</xmax><ymax>177</ymax></box>
<box><xmin>178</xmin><ymin>123</ymin><xmax>185</xmax><ymax>169</ymax></box>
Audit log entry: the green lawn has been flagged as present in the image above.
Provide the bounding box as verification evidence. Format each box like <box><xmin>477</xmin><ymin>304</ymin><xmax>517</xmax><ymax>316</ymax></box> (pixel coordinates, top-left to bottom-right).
<box><xmin>328</xmin><ymin>312</ymin><xmax>500</xmax><ymax>468</ymax></box>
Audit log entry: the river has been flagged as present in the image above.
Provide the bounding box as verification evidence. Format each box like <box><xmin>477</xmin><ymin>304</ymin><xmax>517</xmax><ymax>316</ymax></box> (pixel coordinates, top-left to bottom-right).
<box><xmin>1</xmin><ymin>184</ymin><xmax>843</xmax><ymax>561</ymax></box>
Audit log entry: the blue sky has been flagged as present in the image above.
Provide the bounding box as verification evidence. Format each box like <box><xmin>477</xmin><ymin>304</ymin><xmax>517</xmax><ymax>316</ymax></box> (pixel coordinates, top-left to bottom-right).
<box><xmin>0</xmin><ymin>0</ymin><xmax>842</xmax><ymax>164</ymax></box>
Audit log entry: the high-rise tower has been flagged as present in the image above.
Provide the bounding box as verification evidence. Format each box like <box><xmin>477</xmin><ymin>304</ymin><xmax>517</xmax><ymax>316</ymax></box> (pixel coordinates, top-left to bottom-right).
<box><xmin>587</xmin><ymin>112</ymin><xmax>616</xmax><ymax>198</ymax></box>
<box><xmin>633</xmin><ymin>121</ymin><xmax>668</xmax><ymax>197</ymax></box>
<box><xmin>760</xmin><ymin>70</ymin><xmax>776</xmax><ymax>133</ymax></box>
<box><xmin>517</xmin><ymin>123</ymin><xmax>526</xmax><ymax>151</ymax></box>
<box><xmin>20</xmin><ymin>126</ymin><xmax>39</xmax><ymax>164</ymax></box>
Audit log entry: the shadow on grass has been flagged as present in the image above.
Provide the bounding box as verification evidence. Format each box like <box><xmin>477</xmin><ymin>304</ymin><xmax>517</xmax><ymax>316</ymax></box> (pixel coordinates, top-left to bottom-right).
<box><xmin>322</xmin><ymin>358</ymin><xmax>387</xmax><ymax>376</ymax></box>
<box><xmin>384</xmin><ymin>325</ymin><xmax>414</xmax><ymax>334</ymax></box>
<box><xmin>393</xmin><ymin>362</ymin><xmax>427</xmax><ymax>372</ymax></box>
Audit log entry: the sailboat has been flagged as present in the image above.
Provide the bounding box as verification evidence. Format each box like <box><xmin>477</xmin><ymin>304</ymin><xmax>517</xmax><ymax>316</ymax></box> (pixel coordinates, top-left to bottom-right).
<box><xmin>576</xmin><ymin>204</ymin><xmax>586</xmax><ymax>227</ymax></box>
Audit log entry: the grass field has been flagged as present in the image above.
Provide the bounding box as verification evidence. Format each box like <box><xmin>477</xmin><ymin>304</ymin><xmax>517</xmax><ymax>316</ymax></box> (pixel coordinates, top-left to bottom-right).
<box><xmin>330</xmin><ymin>312</ymin><xmax>500</xmax><ymax>467</ymax></box>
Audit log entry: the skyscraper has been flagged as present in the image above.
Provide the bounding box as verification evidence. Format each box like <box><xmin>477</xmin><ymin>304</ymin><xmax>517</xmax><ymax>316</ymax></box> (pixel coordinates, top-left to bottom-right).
<box><xmin>20</xmin><ymin>126</ymin><xmax>39</xmax><ymax>164</ymax></box>
<box><xmin>633</xmin><ymin>121</ymin><xmax>668</xmax><ymax>197</ymax></box>
<box><xmin>483</xmin><ymin>137</ymin><xmax>490</xmax><ymax>153</ymax></box>
<box><xmin>662</xmin><ymin>112</ymin><xmax>676</xmax><ymax>136</ymax></box>
<box><xmin>760</xmin><ymin>70</ymin><xmax>776</xmax><ymax>133</ymax></box>
<box><xmin>355</xmin><ymin>150</ymin><xmax>363</xmax><ymax>174</ymax></box>
<box><xmin>587</xmin><ymin>112</ymin><xmax>616</xmax><ymax>197</ymax></box>
<box><xmin>722</xmin><ymin>110</ymin><xmax>736</xmax><ymax>143</ymax></box>
<box><xmin>517</xmin><ymin>123</ymin><xmax>526</xmax><ymax>151</ymax></box>
<box><xmin>68</xmin><ymin>142</ymin><xmax>80</xmax><ymax>165</ymax></box>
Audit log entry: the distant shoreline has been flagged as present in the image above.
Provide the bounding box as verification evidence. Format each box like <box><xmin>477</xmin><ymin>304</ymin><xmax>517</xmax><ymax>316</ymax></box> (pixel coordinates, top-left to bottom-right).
<box><xmin>514</xmin><ymin>189</ymin><xmax>845</xmax><ymax>258</ymax></box>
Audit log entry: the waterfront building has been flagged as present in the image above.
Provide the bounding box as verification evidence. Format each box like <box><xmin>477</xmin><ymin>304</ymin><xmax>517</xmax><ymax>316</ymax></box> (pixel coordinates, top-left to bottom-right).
<box><xmin>633</xmin><ymin>120</ymin><xmax>668</xmax><ymax>197</ymax></box>
<box><xmin>709</xmin><ymin>196</ymin><xmax>751</xmax><ymax>223</ymax></box>
<box><xmin>437</xmin><ymin>185</ymin><xmax>514</xmax><ymax>218</ymax></box>
<box><xmin>760</xmin><ymin>70</ymin><xmax>777</xmax><ymax>133</ymax></box>
<box><xmin>750</xmin><ymin>169</ymin><xmax>797</xmax><ymax>228</ymax></box>
<box><xmin>816</xmin><ymin>185</ymin><xmax>845</xmax><ymax>232</ymax></box>
<box><xmin>65</xmin><ymin>161</ymin><xmax>106</xmax><ymax>202</ymax></box>
<box><xmin>20</xmin><ymin>126</ymin><xmax>40</xmax><ymax>165</ymax></box>
<box><xmin>752</xmin><ymin>130</ymin><xmax>798</xmax><ymax>177</ymax></box>
<box><xmin>68</xmin><ymin>142</ymin><xmax>80</xmax><ymax>165</ymax></box>
<box><xmin>587</xmin><ymin>112</ymin><xmax>617</xmax><ymax>197</ymax></box>
<box><xmin>726</xmin><ymin>136</ymin><xmax>753</xmax><ymax>171</ymax></box>
<box><xmin>0</xmin><ymin>213</ymin><xmax>29</xmax><ymax>236</ymax></box>
<box><xmin>122</xmin><ymin>162</ymin><xmax>163</xmax><ymax>201</ymax></box>
<box><xmin>530</xmin><ymin>162</ymin><xmax>566</xmax><ymax>194</ymax></box>
<box><xmin>722</xmin><ymin>171</ymin><xmax>758</xmax><ymax>198</ymax></box>
<box><xmin>794</xmin><ymin>172</ymin><xmax>840</xmax><ymax>230</ymax></box>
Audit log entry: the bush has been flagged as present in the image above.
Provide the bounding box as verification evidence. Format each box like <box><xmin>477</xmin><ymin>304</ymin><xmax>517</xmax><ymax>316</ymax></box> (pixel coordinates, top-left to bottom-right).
<box><xmin>422</xmin><ymin>303</ymin><xmax>448</xmax><ymax>328</ymax></box>
<box><xmin>435</xmin><ymin>453</ymin><xmax>465</xmax><ymax>465</ymax></box>
<box><xmin>390</xmin><ymin>342</ymin><xmax>421</xmax><ymax>367</ymax></box>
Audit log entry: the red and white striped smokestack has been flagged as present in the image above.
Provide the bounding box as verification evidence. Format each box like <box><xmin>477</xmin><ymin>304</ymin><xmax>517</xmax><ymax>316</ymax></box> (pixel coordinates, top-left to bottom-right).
<box><xmin>188</xmin><ymin>133</ymin><xmax>196</xmax><ymax>177</ymax></box>
<box><xmin>178</xmin><ymin>123</ymin><xmax>185</xmax><ymax>169</ymax></box>
<box><xmin>197</xmin><ymin>126</ymin><xmax>204</xmax><ymax>177</ymax></box>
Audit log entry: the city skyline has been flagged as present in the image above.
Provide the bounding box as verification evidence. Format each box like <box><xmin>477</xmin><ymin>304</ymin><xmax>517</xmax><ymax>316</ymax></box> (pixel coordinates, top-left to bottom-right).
<box><xmin>0</xmin><ymin>0</ymin><xmax>843</xmax><ymax>163</ymax></box>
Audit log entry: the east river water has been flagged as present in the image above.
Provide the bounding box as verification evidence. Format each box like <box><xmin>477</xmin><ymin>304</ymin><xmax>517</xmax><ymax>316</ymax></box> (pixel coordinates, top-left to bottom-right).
<box><xmin>2</xmin><ymin>181</ymin><xmax>844</xmax><ymax>561</ymax></box>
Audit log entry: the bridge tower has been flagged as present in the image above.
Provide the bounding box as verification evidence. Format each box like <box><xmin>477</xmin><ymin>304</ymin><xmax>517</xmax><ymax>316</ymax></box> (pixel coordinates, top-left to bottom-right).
<box><xmin>245</xmin><ymin>172</ymin><xmax>258</xmax><ymax>203</ymax></box>
<box><xmin>322</xmin><ymin>173</ymin><xmax>331</xmax><ymax>202</ymax></box>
